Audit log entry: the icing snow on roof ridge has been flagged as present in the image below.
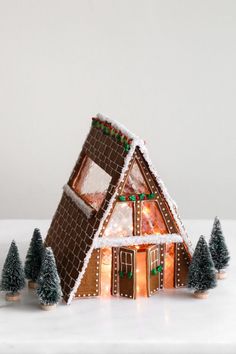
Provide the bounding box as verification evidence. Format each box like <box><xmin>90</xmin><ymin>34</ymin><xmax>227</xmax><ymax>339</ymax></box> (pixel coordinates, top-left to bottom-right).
<box><xmin>96</xmin><ymin>113</ymin><xmax>144</xmax><ymax>144</ymax></box>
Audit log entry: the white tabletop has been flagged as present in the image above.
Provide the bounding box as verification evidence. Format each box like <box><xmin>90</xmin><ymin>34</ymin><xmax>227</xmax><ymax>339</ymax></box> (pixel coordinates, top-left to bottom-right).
<box><xmin>0</xmin><ymin>219</ymin><xmax>235</xmax><ymax>354</ymax></box>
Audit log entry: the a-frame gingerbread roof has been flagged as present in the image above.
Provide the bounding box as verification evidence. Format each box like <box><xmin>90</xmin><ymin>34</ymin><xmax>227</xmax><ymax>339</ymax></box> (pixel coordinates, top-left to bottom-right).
<box><xmin>45</xmin><ymin>114</ymin><xmax>193</xmax><ymax>304</ymax></box>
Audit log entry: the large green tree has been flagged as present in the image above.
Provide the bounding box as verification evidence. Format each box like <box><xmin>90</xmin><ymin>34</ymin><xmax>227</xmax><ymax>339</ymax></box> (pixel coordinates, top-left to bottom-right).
<box><xmin>24</xmin><ymin>228</ymin><xmax>44</xmax><ymax>284</ymax></box>
<box><xmin>188</xmin><ymin>236</ymin><xmax>216</xmax><ymax>296</ymax></box>
<box><xmin>37</xmin><ymin>247</ymin><xmax>62</xmax><ymax>307</ymax></box>
<box><xmin>209</xmin><ymin>217</ymin><xmax>230</xmax><ymax>273</ymax></box>
<box><xmin>1</xmin><ymin>240</ymin><xmax>25</xmax><ymax>296</ymax></box>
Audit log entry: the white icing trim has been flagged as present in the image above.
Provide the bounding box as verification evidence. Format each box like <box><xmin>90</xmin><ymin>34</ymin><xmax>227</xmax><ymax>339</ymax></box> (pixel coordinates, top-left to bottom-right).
<box><xmin>96</xmin><ymin>113</ymin><xmax>141</xmax><ymax>142</ymax></box>
<box><xmin>94</xmin><ymin>234</ymin><xmax>183</xmax><ymax>248</ymax></box>
<box><xmin>63</xmin><ymin>185</ymin><xmax>94</xmax><ymax>218</ymax></box>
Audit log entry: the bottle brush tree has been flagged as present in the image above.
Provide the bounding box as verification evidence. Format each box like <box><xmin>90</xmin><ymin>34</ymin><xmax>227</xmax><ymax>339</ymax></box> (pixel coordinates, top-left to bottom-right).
<box><xmin>24</xmin><ymin>228</ymin><xmax>44</xmax><ymax>288</ymax></box>
<box><xmin>37</xmin><ymin>247</ymin><xmax>62</xmax><ymax>310</ymax></box>
<box><xmin>209</xmin><ymin>217</ymin><xmax>230</xmax><ymax>279</ymax></box>
<box><xmin>188</xmin><ymin>236</ymin><xmax>216</xmax><ymax>299</ymax></box>
<box><xmin>0</xmin><ymin>240</ymin><xmax>25</xmax><ymax>301</ymax></box>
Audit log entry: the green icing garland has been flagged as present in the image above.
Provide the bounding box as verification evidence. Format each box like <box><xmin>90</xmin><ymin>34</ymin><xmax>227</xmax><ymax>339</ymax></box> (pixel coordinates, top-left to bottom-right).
<box><xmin>92</xmin><ymin>118</ymin><xmax>131</xmax><ymax>152</ymax></box>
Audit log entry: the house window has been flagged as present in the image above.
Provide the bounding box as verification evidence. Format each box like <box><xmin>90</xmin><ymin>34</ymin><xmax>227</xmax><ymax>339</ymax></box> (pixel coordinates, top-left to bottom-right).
<box><xmin>103</xmin><ymin>202</ymin><xmax>133</xmax><ymax>237</ymax></box>
<box><xmin>150</xmin><ymin>247</ymin><xmax>159</xmax><ymax>269</ymax></box>
<box><xmin>120</xmin><ymin>251</ymin><xmax>133</xmax><ymax>273</ymax></box>
<box><xmin>141</xmin><ymin>201</ymin><xmax>168</xmax><ymax>235</ymax></box>
<box><xmin>72</xmin><ymin>156</ymin><xmax>112</xmax><ymax>211</ymax></box>
<box><xmin>123</xmin><ymin>160</ymin><xmax>150</xmax><ymax>194</ymax></box>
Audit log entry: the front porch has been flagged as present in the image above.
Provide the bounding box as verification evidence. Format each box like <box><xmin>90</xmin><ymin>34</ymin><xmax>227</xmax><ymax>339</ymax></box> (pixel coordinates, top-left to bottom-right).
<box><xmin>76</xmin><ymin>234</ymin><xmax>191</xmax><ymax>299</ymax></box>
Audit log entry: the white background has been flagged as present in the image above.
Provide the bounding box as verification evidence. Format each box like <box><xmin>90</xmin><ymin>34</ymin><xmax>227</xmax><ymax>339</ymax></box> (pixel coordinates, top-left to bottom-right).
<box><xmin>0</xmin><ymin>0</ymin><xmax>235</xmax><ymax>219</ymax></box>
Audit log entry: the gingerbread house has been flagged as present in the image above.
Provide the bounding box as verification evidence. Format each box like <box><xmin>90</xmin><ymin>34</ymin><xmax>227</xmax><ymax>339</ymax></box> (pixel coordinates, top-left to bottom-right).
<box><xmin>45</xmin><ymin>114</ymin><xmax>193</xmax><ymax>304</ymax></box>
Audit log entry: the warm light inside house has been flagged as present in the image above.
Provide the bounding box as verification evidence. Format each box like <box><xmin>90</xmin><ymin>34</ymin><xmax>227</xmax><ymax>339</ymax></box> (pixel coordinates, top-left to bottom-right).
<box><xmin>141</xmin><ymin>201</ymin><xmax>168</xmax><ymax>235</ymax></box>
<box><xmin>123</xmin><ymin>160</ymin><xmax>150</xmax><ymax>194</ymax></box>
<box><xmin>164</xmin><ymin>243</ymin><xmax>175</xmax><ymax>288</ymax></box>
<box><xmin>136</xmin><ymin>249</ymin><xmax>147</xmax><ymax>297</ymax></box>
<box><xmin>100</xmin><ymin>247</ymin><xmax>112</xmax><ymax>296</ymax></box>
<box><xmin>72</xmin><ymin>156</ymin><xmax>112</xmax><ymax>210</ymax></box>
<box><xmin>103</xmin><ymin>202</ymin><xmax>133</xmax><ymax>237</ymax></box>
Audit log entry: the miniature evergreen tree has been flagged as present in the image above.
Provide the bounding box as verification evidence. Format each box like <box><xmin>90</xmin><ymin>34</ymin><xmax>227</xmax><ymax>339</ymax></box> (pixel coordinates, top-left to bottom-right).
<box><xmin>188</xmin><ymin>236</ymin><xmax>216</xmax><ymax>298</ymax></box>
<box><xmin>209</xmin><ymin>217</ymin><xmax>230</xmax><ymax>279</ymax></box>
<box><xmin>24</xmin><ymin>228</ymin><xmax>44</xmax><ymax>288</ymax></box>
<box><xmin>37</xmin><ymin>247</ymin><xmax>62</xmax><ymax>310</ymax></box>
<box><xmin>1</xmin><ymin>240</ymin><xmax>25</xmax><ymax>301</ymax></box>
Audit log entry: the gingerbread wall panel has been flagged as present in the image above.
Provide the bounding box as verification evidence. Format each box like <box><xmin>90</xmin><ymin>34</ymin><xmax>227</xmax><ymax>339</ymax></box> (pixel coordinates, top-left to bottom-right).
<box><xmin>111</xmin><ymin>247</ymin><xmax>119</xmax><ymax>296</ymax></box>
<box><xmin>45</xmin><ymin>124</ymin><xmax>129</xmax><ymax>302</ymax></box>
<box><xmin>75</xmin><ymin>249</ymin><xmax>101</xmax><ymax>297</ymax></box>
<box><xmin>175</xmin><ymin>242</ymin><xmax>191</xmax><ymax>287</ymax></box>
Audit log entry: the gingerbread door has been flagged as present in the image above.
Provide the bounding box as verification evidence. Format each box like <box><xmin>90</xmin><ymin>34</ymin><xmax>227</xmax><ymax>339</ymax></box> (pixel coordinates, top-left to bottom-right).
<box><xmin>146</xmin><ymin>245</ymin><xmax>160</xmax><ymax>296</ymax></box>
<box><xmin>119</xmin><ymin>247</ymin><xmax>137</xmax><ymax>299</ymax></box>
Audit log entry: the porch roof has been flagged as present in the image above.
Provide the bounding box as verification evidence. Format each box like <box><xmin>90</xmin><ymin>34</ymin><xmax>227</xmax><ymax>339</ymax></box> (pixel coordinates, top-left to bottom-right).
<box><xmin>94</xmin><ymin>234</ymin><xmax>183</xmax><ymax>248</ymax></box>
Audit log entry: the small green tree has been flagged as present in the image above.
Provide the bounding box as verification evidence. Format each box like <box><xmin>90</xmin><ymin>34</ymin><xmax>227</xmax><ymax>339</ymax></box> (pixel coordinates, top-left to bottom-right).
<box><xmin>209</xmin><ymin>217</ymin><xmax>230</xmax><ymax>277</ymax></box>
<box><xmin>37</xmin><ymin>247</ymin><xmax>62</xmax><ymax>309</ymax></box>
<box><xmin>188</xmin><ymin>236</ymin><xmax>216</xmax><ymax>298</ymax></box>
<box><xmin>1</xmin><ymin>240</ymin><xmax>25</xmax><ymax>300</ymax></box>
<box><xmin>24</xmin><ymin>228</ymin><xmax>44</xmax><ymax>287</ymax></box>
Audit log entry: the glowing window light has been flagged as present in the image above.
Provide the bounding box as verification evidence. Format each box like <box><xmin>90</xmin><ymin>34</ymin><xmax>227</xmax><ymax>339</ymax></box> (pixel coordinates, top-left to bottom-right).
<box><xmin>103</xmin><ymin>202</ymin><xmax>133</xmax><ymax>238</ymax></box>
<box><xmin>123</xmin><ymin>160</ymin><xmax>150</xmax><ymax>194</ymax></box>
<box><xmin>136</xmin><ymin>250</ymin><xmax>147</xmax><ymax>297</ymax></box>
<box><xmin>72</xmin><ymin>156</ymin><xmax>112</xmax><ymax>211</ymax></box>
<box><xmin>141</xmin><ymin>201</ymin><xmax>168</xmax><ymax>235</ymax></box>
<box><xmin>100</xmin><ymin>248</ymin><xmax>112</xmax><ymax>297</ymax></box>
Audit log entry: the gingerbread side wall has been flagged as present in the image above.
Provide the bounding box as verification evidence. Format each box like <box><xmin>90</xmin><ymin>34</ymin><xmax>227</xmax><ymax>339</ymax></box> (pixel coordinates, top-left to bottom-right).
<box><xmin>175</xmin><ymin>242</ymin><xmax>191</xmax><ymax>287</ymax></box>
<box><xmin>75</xmin><ymin>249</ymin><xmax>101</xmax><ymax>297</ymax></box>
<box><xmin>45</xmin><ymin>125</ymin><xmax>128</xmax><ymax>303</ymax></box>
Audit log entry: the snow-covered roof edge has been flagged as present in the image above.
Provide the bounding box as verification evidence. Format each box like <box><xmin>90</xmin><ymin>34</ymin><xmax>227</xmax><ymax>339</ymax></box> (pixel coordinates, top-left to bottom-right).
<box><xmin>94</xmin><ymin>234</ymin><xmax>182</xmax><ymax>248</ymax></box>
<box><xmin>63</xmin><ymin>185</ymin><xmax>94</xmax><ymax>218</ymax></box>
<box><xmin>96</xmin><ymin>112</ymin><xmax>141</xmax><ymax>142</ymax></box>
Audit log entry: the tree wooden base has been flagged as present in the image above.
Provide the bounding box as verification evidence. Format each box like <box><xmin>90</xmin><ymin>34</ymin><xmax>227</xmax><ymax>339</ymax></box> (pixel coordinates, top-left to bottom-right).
<box><xmin>216</xmin><ymin>271</ymin><xmax>227</xmax><ymax>280</ymax></box>
<box><xmin>41</xmin><ymin>304</ymin><xmax>57</xmax><ymax>311</ymax></box>
<box><xmin>28</xmin><ymin>280</ymin><xmax>38</xmax><ymax>289</ymax></box>
<box><xmin>194</xmin><ymin>291</ymin><xmax>208</xmax><ymax>299</ymax></box>
<box><xmin>5</xmin><ymin>292</ymin><xmax>20</xmax><ymax>301</ymax></box>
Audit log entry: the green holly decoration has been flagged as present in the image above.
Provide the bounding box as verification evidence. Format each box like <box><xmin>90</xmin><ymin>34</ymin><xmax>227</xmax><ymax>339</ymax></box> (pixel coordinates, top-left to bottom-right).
<box><xmin>118</xmin><ymin>195</ymin><xmax>126</xmax><ymax>201</ymax></box>
<box><xmin>110</xmin><ymin>129</ymin><xmax>115</xmax><ymax>136</ymax></box>
<box><xmin>124</xmin><ymin>143</ymin><xmax>130</xmax><ymax>152</ymax></box>
<box><xmin>103</xmin><ymin>126</ymin><xmax>110</xmax><ymax>135</ymax></box>
<box><xmin>139</xmin><ymin>193</ymin><xmax>146</xmax><ymax>200</ymax></box>
<box><xmin>119</xmin><ymin>271</ymin><xmax>124</xmax><ymax>278</ymax></box>
<box><xmin>120</xmin><ymin>135</ymin><xmax>125</xmax><ymax>143</ymax></box>
<box><xmin>147</xmin><ymin>193</ymin><xmax>155</xmax><ymax>200</ymax></box>
<box><xmin>128</xmin><ymin>271</ymin><xmax>133</xmax><ymax>279</ymax></box>
<box><xmin>157</xmin><ymin>265</ymin><xmax>163</xmax><ymax>272</ymax></box>
<box><xmin>116</xmin><ymin>134</ymin><xmax>121</xmax><ymax>142</ymax></box>
<box><xmin>96</xmin><ymin>121</ymin><xmax>100</xmax><ymax>128</ymax></box>
<box><xmin>129</xmin><ymin>195</ymin><xmax>136</xmax><ymax>201</ymax></box>
<box><xmin>151</xmin><ymin>268</ymin><xmax>158</xmax><ymax>275</ymax></box>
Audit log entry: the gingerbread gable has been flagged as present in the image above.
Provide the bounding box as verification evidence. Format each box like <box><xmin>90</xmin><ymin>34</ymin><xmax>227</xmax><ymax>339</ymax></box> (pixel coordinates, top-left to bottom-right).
<box><xmin>45</xmin><ymin>114</ymin><xmax>192</xmax><ymax>304</ymax></box>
